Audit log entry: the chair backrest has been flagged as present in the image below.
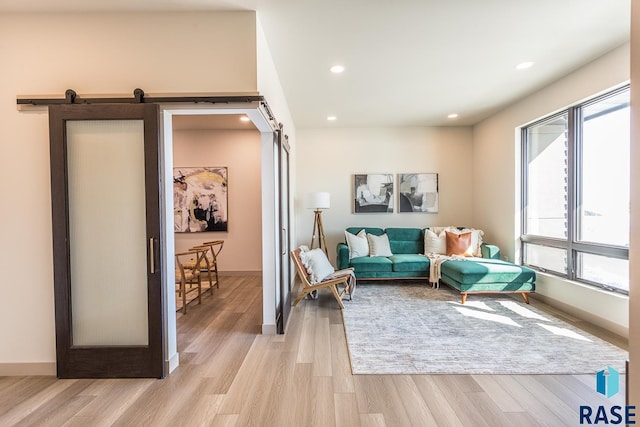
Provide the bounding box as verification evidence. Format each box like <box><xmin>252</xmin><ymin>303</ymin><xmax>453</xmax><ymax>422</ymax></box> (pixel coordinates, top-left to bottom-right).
<box><xmin>175</xmin><ymin>249</ymin><xmax>205</xmax><ymax>283</ymax></box>
<box><xmin>190</xmin><ymin>245</ymin><xmax>213</xmax><ymax>268</ymax></box>
<box><xmin>203</xmin><ymin>240</ymin><xmax>224</xmax><ymax>261</ymax></box>
<box><xmin>290</xmin><ymin>248</ymin><xmax>312</xmax><ymax>288</ymax></box>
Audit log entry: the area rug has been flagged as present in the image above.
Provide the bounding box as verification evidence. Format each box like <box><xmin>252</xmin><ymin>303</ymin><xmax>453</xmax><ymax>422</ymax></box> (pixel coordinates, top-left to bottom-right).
<box><xmin>341</xmin><ymin>284</ymin><xmax>628</xmax><ymax>375</ymax></box>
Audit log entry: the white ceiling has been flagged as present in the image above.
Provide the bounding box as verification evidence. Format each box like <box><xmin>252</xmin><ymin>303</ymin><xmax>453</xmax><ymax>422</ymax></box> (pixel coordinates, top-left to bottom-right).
<box><xmin>0</xmin><ymin>0</ymin><xmax>630</xmax><ymax>128</ymax></box>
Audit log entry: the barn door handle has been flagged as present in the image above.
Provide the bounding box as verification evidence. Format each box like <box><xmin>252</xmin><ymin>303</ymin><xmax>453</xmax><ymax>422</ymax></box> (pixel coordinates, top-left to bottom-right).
<box><xmin>149</xmin><ymin>237</ymin><xmax>155</xmax><ymax>274</ymax></box>
<box><xmin>282</xmin><ymin>228</ymin><xmax>287</xmax><ymax>256</ymax></box>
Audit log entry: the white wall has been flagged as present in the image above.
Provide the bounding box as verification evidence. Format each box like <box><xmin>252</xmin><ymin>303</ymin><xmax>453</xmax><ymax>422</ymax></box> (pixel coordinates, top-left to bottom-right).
<box><xmin>256</xmin><ymin>18</ymin><xmax>296</xmax><ymax>145</ymax></box>
<box><xmin>473</xmin><ymin>43</ymin><xmax>630</xmax><ymax>337</ymax></box>
<box><xmin>629</xmin><ymin>0</ymin><xmax>639</xmax><ymax>405</ymax></box>
<box><xmin>0</xmin><ymin>11</ymin><xmax>258</xmax><ymax>375</ymax></box>
<box><xmin>295</xmin><ymin>127</ymin><xmax>474</xmax><ymax>261</ymax></box>
<box><xmin>173</xmin><ymin>129</ymin><xmax>262</xmax><ymax>272</ymax></box>
<box><xmin>256</xmin><ymin>18</ymin><xmax>298</xmax><ymax>334</ymax></box>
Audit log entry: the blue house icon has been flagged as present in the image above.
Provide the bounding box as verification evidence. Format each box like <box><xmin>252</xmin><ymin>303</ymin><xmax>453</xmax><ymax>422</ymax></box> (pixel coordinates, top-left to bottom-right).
<box><xmin>596</xmin><ymin>366</ymin><xmax>620</xmax><ymax>398</ymax></box>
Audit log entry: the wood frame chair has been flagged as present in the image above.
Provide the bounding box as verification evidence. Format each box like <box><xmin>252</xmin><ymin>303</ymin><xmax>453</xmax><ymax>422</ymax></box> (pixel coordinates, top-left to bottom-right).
<box><xmin>290</xmin><ymin>248</ymin><xmax>353</xmax><ymax>309</ymax></box>
<box><xmin>175</xmin><ymin>249</ymin><xmax>206</xmax><ymax>314</ymax></box>
<box><xmin>203</xmin><ymin>240</ymin><xmax>224</xmax><ymax>288</ymax></box>
<box><xmin>184</xmin><ymin>240</ymin><xmax>223</xmax><ymax>296</ymax></box>
<box><xmin>188</xmin><ymin>245</ymin><xmax>216</xmax><ymax>295</ymax></box>
<box><xmin>202</xmin><ymin>240</ymin><xmax>224</xmax><ymax>289</ymax></box>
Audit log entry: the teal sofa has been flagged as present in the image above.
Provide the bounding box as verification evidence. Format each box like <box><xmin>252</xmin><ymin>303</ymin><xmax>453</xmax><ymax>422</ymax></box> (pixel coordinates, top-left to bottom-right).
<box><xmin>336</xmin><ymin>227</ymin><xmax>536</xmax><ymax>303</ymax></box>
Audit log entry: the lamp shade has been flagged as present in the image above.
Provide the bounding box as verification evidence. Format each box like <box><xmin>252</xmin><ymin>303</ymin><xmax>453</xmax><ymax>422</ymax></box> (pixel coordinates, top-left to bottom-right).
<box><xmin>305</xmin><ymin>192</ymin><xmax>330</xmax><ymax>210</ymax></box>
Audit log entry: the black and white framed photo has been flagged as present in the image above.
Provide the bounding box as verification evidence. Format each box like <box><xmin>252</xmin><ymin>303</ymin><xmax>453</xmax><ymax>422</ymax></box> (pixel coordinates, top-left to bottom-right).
<box><xmin>353</xmin><ymin>174</ymin><xmax>394</xmax><ymax>213</ymax></box>
<box><xmin>398</xmin><ymin>173</ymin><xmax>439</xmax><ymax>213</ymax></box>
<box><xmin>174</xmin><ymin>166</ymin><xmax>228</xmax><ymax>232</ymax></box>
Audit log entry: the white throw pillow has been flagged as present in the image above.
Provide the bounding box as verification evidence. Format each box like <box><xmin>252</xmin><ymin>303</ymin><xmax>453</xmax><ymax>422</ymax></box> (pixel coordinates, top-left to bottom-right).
<box><xmin>424</xmin><ymin>228</ymin><xmax>447</xmax><ymax>255</ymax></box>
<box><xmin>367</xmin><ymin>233</ymin><xmax>393</xmax><ymax>257</ymax></box>
<box><xmin>345</xmin><ymin>229</ymin><xmax>370</xmax><ymax>259</ymax></box>
<box><xmin>300</xmin><ymin>248</ymin><xmax>335</xmax><ymax>284</ymax></box>
<box><xmin>445</xmin><ymin>227</ymin><xmax>484</xmax><ymax>257</ymax></box>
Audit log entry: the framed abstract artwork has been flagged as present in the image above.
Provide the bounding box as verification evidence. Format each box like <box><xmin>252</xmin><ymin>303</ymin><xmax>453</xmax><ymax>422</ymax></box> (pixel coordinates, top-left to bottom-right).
<box><xmin>353</xmin><ymin>174</ymin><xmax>394</xmax><ymax>213</ymax></box>
<box><xmin>174</xmin><ymin>167</ymin><xmax>228</xmax><ymax>232</ymax></box>
<box><xmin>398</xmin><ymin>173</ymin><xmax>439</xmax><ymax>213</ymax></box>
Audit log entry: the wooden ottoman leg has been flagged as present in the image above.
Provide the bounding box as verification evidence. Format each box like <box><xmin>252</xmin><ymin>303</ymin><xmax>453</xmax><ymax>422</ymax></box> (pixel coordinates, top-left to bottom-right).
<box><xmin>461</xmin><ymin>293</ymin><xmax>468</xmax><ymax>304</ymax></box>
<box><xmin>521</xmin><ymin>292</ymin><xmax>530</xmax><ymax>304</ymax></box>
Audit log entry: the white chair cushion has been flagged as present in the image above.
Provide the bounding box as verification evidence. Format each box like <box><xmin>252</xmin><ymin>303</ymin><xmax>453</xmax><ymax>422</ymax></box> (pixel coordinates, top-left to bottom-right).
<box><xmin>300</xmin><ymin>248</ymin><xmax>335</xmax><ymax>284</ymax></box>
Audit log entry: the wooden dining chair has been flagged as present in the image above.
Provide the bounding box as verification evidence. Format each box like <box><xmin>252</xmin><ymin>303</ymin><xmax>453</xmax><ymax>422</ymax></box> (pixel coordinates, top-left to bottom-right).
<box><xmin>202</xmin><ymin>240</ymin><xmax>224</xmax><ymax>289</ymax></box>
<box><xmin>175</xmin><ymin>249</ymin><xmax>206</xmax><ymax>314</ymax></box>
<box><xmin>188</xmin><ymin>245</ymin><xmax>216</xmax><ymax>295</ymax></box>
<box><xmin>290</xmin><ymin>248</ymin><xmax>354</xmax><ymax>309</ymax></box>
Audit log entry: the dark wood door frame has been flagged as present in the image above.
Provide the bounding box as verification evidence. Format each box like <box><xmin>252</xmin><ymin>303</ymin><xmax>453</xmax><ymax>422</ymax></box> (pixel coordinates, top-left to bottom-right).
<box><xmin>49</xmin><ymin>103</ymin><xmax>164</xmax><ymax>378</ymax></box>
<box><xmin>277</xmin><ymin>128</ymin><xmax>292</xmax><ymax>334</ymax></box>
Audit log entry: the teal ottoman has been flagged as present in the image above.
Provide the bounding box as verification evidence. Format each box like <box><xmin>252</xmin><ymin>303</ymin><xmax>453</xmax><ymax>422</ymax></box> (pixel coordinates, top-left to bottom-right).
<box><xmin>439</xmin><ymin>257</ymin><xmax>536</xmax><ymax>304</ymax></box>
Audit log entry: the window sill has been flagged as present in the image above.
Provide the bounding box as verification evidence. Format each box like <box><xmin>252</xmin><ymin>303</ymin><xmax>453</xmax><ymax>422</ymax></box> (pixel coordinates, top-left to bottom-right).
<box><xmin>534</xmin><ymin>270</ymin><xmax>629</xmax><ymax>298</ymax></box>
<box><xmin>533</xmin><ymin>271</ymin><xmax>629</xmax><ymax>339</ymax></box>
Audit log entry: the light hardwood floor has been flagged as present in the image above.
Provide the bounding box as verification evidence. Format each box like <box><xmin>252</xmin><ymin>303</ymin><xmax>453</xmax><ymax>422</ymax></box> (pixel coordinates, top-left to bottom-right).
<box><xmin>0</xmin><ymin>275</ymin><xmax>628</xmax><ymax>426</ymax></box>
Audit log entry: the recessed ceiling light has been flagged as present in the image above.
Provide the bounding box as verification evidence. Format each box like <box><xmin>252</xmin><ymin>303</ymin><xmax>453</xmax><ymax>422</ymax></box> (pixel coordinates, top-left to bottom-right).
<box><xmin>447</xmin><ymin>113</ymin><xmax>458</xmax><ymax>119</ymax></box>
<box><xmin>327</xmin><ymin>116</ymin><xmax>337</xmax><ymax>121</ymax></box>
<box><xmin>240</xmin><ymin>116</ymin><xmax>250</xmax><ymax>122</ymax></box>
<box><xmin>515</xmin><ymin>61</ymin><xmax>534</xmax><ymax>70</ymax></box>
<box><xmin>330</xmin><ymin>65</ymin><xmax>345</xmax><ymax>74</ymax></box>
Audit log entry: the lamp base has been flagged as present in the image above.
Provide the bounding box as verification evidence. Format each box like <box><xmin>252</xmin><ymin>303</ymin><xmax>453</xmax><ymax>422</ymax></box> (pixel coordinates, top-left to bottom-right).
<box><xmin>310</xmin><ymin>210</ymin><xmax>328</xmax><ymax>255</ymax></box>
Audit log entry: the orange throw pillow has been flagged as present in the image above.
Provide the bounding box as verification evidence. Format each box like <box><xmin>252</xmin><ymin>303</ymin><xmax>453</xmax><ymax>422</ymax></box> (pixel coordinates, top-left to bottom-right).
<box><xmin>445</xmin><ymin>231</ymin><xmax>474</xmax><ymax>257</ymax></box>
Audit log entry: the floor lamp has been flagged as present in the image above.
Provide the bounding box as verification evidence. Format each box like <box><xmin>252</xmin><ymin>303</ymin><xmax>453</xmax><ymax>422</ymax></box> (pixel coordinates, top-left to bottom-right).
<box><xmin>306</xmin><ymin>192</ymin><xmax>330</xmax><ymax>255</ymax></box>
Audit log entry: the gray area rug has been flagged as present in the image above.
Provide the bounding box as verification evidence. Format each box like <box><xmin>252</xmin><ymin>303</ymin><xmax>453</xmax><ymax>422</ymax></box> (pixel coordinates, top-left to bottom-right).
<box><xmin>341</xmin><ymin>284</ymin><xmax>628</xmax><ymax>374</ymax></box>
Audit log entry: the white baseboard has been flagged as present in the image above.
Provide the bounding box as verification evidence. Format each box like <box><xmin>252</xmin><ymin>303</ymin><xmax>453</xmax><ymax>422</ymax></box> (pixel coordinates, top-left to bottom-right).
<box><xmin>532</xmin><ymin>293</ymin><xmax>629</xmax><ymax>341</ymax></box>
<box><xmin>166</xmin><ymin>352</ymin><xmax>180</xmax><ymax>374</ymax></box>
<box><xmin>262</xmin><ymin>323</ymin><xmax>277</xmax><ymax>335</ymax></box>
<box><xmin>0</xmin><ymin>362</ymin><xmax>56</xmax><ymax>376</ymax></box>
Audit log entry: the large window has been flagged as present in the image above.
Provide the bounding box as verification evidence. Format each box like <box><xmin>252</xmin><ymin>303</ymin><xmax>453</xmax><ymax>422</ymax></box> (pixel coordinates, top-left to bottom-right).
<box><xmin>521</xmin><ymin>86</ymin><xmax>629</xmax><ymax>293</ymax></box>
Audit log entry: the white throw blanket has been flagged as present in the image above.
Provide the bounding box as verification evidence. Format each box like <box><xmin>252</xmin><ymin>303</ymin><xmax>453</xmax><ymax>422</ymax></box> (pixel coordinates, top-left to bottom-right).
<box><xmin>426</xmin><ymin>253</ymin><xmax>465</xmax><ymax>288</ymax></box>
<box><xmin>326</xmin><ymin>268</ymin><xmax>357</xmax><ymax>300</ymax></box>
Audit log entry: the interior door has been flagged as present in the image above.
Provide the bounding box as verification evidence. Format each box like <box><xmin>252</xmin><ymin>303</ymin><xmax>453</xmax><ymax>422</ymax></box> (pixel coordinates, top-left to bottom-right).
<box><xmin>277</xmin><ymin>129</ymin><xmax>292</xmax><ymax>334</ymax></box>
<box><xmin>49</xmin><ymin>103</ymin><xmax>164</xmax><ymax>378</ymax></box>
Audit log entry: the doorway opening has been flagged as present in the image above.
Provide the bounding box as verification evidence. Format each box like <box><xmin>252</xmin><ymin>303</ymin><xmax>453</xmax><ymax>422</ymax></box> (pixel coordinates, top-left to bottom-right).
<box><xmin>161</xmin><ymin>104</ymin><xmax>281</xmax><ymax>374</ymax></box>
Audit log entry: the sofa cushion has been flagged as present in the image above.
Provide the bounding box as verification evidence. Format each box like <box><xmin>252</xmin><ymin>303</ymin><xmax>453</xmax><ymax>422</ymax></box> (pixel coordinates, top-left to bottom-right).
<box><xmin>388</xmin><ymin>254</ymin><xmax>430</xmax><ymax>272</ymax></box>
<box><xmin>346</xmin><ymin>227</ymin><xmax>383</xmax><ymax>237</ymax></box>
<box><xmin>385</xmin><ymin>227</ymin><xmax>424</xmax><ymax>254</ymax></box>
<box><xmin>445</xmin><ymin>227</ymin><xmax>484</xmax><ymax>257</ymax></box>
<box><xmin>349</xmin><ymin>256</ymin><xmax>393</xmax><ymax>273</ymax></box>
<box><xmin>445</xmin><ymin>231</ymin><xmax>474</xmax><ymax>257</ymax></box>
<box><xmin>424</xmin><ymin>228</ymin><xmax>446</xmax><ymax>254</ymax></box>
<box><xmin>367</xmin><ymin>233</ymin><xmax>393</xmax><ymax>257</ymax></box>
<box><xmin>440</xmin><ymin>258</ymin><xmax>536</xmax><ymax>285</ymax></box>
<box><xmin>345</xmin><ymin>229</ymin><xmax>370</xmax><ymax>258</ymax></box>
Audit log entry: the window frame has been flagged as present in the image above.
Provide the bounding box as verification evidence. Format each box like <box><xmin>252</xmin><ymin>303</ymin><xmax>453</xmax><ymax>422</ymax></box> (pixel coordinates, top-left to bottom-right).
<box><xmin>520</xmin><ymin>85</ymin><xmax>630</xmax><ymax>294</ymax></box>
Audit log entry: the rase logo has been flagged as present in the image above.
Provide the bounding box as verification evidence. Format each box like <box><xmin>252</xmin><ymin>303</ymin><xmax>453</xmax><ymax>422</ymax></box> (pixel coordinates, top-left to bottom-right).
<box><xmin>596</xmin><ymin>366</ymin><xmax>620</xmax><ymax>398</ymax></box>
<box><xmin>579</xmin><ymin>366</ymin><xmax>636</xmax><ymax>425</ymax></box>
